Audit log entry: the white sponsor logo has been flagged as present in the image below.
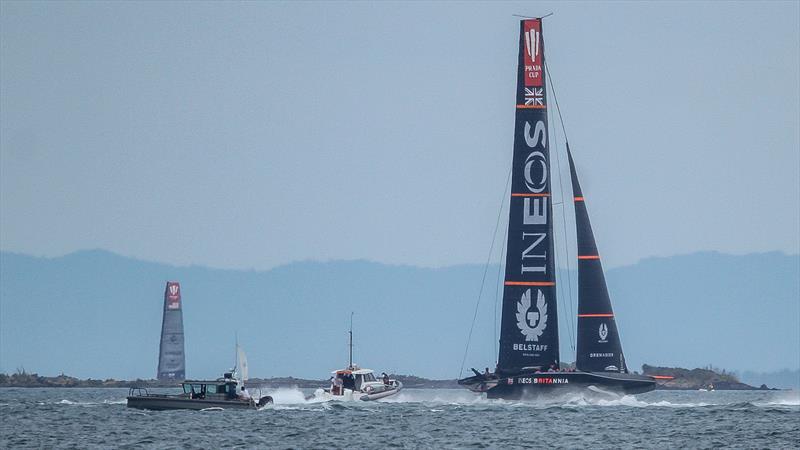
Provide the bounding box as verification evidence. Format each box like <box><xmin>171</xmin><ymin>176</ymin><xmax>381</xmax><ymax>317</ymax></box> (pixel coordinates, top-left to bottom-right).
<box><xmin>523</xmin><ymin>151</ymin><xmax>547</xmax><ymax>193</ymax></box>
<box><xmin>516</xmin><ymin>289</ymin><xmax>548</xmax><ymax>342</ymax></box>
<box><xmin>513</xmin><ymin>343</ymin><xmax>548</xmax><ymax>352</ymax></box>
<box><xmin>525</xmin><ymin>28</ymin><xmax>540</xmax><ymax>60</ymax></box>
<box><xmin>169</xmin><ymin>285</ymin><xmax>179</xmax><ymax>296</ymax></box>
<box><xmin>604</xmin><ymin>365</ymin><xmax>619</xmax><ymax>372</ymax></box>
<box><xmin>598</xmin><ymin>323</ymin><xmax>608</xmax><ymax>343</ymax></box>
<box><xmin>517</xmin><ymin>377</ymin><xmax>569</xmax><ymax>385</ymax></box>
<box><xmin>590</xmin><ymin>352</ymin><xmax>614</xmax><ymax>358</ymax></box>
<box><xmin>519</xmin><ymin>121</ymin><xmax>549</xmax><ymax>275</ymax></box>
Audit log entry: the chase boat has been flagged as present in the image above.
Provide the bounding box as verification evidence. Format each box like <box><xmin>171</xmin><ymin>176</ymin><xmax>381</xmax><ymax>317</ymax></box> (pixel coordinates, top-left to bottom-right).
<box><xmin>311</xmin><ymin>366</ymin><xmax>402</xmax><ymax>402</ymax></box>
<box><xmin>308</xmin><ymin>315</ymin><xmax>402</xmax><ymax>402</ymax></box>
<box><xmin>126</xmin><ymin>371</ymin><xmax>273</xmax><ymax>411</ymax></box>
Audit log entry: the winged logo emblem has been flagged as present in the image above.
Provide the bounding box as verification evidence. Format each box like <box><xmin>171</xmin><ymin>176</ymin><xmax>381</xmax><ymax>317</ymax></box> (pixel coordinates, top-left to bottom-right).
<box><xmin>516</xmin><ymin>288</ymin><xmax>548</xmax><ymax>341</ymax></box>
<box><xmin>599</xmin><ymin>323</ymin><xmax>608</xmax><ymax>342</ymax></box>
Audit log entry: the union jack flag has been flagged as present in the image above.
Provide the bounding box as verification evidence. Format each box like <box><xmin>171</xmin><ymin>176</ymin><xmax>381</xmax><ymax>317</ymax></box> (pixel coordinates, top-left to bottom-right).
<box><xmin>524</xmin><ymin>87</ymin><xmax>544</xmax><ymax>106</ymax></box>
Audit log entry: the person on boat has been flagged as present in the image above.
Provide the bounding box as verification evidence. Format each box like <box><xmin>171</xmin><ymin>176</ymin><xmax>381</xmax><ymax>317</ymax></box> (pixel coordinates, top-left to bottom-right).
<box><xmin>239</xmin><ymin>385</ymin><xmax>251</xmax><ymax>400</ymax></box>
<box><xmin>343</xmin><ymin>373</ymin><xmax>355</xmax><ymax>391</ymax></box>
<box><xmin>382</xmin><ymin>372</ymin><xmax>390</xmax><ymax>385</ymax></box>
<box><xmin>333</xmin><ymin>375</ymin><xmax>343</xmax><ymax>395</ymax></box>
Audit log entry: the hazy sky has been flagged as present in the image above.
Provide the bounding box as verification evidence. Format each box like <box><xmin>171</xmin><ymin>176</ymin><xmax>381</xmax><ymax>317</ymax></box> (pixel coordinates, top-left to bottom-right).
<box><xmin>2</xmin><ymin>1</ymin><xmax>798</xmax><ymax>270</ymax></box>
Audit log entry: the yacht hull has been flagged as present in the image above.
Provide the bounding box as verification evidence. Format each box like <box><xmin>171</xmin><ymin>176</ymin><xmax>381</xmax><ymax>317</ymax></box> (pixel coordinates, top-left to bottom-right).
<box><xmin>126</xmin><ymin>395</ymin><xmax>269</xmax><ymax>411</ymax></box>
<box><xmin>459</xmin><ymin>371</ymin><xmax>655</xmax><ymax>400</ymax></box>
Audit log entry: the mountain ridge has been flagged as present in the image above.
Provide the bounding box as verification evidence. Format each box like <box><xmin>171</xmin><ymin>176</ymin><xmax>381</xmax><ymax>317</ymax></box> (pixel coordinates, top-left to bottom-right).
<box><xmin>1</xmin><ymin>249</ymin><xmax>797</xmax><ymax>384</ymax></box>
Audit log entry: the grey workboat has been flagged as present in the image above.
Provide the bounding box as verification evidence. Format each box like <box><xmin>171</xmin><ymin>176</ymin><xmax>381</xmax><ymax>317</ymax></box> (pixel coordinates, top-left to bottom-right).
<box><xmin>127</xmin><ymin>372</ymin><xmax>273</xmax><ymax>411</ymax></box>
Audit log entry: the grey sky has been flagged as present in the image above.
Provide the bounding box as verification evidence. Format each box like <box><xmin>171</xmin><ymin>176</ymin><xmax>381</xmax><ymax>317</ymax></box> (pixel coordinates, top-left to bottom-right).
<box><xmin>1</xmin><ymin>1</ymin><xmax>798</xmax><ymax>270</ymax></box>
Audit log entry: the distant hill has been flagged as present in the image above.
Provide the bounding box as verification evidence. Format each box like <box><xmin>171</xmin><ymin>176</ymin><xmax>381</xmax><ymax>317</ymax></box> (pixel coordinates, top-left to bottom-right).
<box><xmin>0</xmin><ymin>250</ymin><xmax>797</xmax><ymax>380</ymax></box>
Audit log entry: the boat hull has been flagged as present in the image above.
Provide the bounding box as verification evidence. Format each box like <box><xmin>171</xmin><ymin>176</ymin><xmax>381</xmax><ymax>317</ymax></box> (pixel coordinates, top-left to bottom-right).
<box><xmin>460</xmin><ymin>371</ymin><xmax>655</xmax><ymax>400</ymax></box>
<box><xmin>126</xmin><ymin>395</ymin><xmax>258</xmax><ymax>411</ymax></box>
<box><xmin>310</xmin><ymin>382</ymin><xmax>403</xmax><ymax>402</ymax></box>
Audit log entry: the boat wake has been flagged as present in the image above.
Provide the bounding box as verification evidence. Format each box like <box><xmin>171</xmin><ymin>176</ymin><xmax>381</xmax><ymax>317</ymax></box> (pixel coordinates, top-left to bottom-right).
<box><xmin>51</xmin><ymin>399</ymin><xmax>127</xmax><ymax>407</ymax></box>
<box><xmin>257</xmin><ymin>387</ymin><xmax>800</xmax><ymax>410</ymax></box>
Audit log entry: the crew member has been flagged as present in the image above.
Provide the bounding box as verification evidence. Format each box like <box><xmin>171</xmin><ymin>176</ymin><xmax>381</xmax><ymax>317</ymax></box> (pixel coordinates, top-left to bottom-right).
<box><xmin>333</xmin><ymin>375</ymin><xmax>343</xmax><ymax>395</ymax></box>
<box><xmin>239</xmin><ymin>385</ymin><xmax>251</xmax><ymax>400</ymax></box>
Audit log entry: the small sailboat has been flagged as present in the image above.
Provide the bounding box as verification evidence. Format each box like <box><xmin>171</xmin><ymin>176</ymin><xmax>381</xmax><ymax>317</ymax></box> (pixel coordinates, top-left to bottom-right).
<box><xmin>457</xmin><ymin>17</ymin><xmax>657</xmax><ymax>399</ymax></box>
<box><xmin>310</xmin><ymin>314</ymin><xmax>402</xmax><ymax>402</ymax></box>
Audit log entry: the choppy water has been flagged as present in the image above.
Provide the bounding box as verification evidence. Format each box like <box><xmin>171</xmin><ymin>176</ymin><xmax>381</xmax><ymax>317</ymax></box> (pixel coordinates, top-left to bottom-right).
<box><xmin>1</xmin><ymin>387</ymin><xmax>798</xmax><ymax>448</ymax></box>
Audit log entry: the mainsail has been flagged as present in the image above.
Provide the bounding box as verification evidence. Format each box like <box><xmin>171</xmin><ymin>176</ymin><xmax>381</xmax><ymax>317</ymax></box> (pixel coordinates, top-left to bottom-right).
<box><xmin>236</xmin><ymin>344</ymin><xmax>249</xmax><ymax>384</ymax></box>
<box><xmin>567</xmin><ymin>148</ymin><xmax>627</xmax><ymax>373</ymax></box>
<box><xmin>157</xmin><ymin>281</ymin><xmax>186</xmax><ymax>380</ymax></box>
<box><xmin>497</xmin><ymin>19</ymin><xmax>559</xmax><ymax>373</ymax></box>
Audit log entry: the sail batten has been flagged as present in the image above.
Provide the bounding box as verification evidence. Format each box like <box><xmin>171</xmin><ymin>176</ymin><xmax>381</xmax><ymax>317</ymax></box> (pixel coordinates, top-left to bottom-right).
<box><xmin>157</xmin><ymin>281</ymin><xmax>186</xmax><ymax>381</ymax></box>
<box><xmin>567</xmin><ymin>148</ymin><xmax>627</xmax><ymax>373</ymax></box>
<box><xmin>497</xmin><ymin>19</ymin><xmax>560</xmax><ymax>373</ymax></box>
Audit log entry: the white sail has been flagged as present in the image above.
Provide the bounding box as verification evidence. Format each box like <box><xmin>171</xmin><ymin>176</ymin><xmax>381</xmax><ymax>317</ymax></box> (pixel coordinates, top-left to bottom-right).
<box><xmin>237</xmin><ymin>345</ymin><xmax>249</xmax><ymax>383</ymax></box>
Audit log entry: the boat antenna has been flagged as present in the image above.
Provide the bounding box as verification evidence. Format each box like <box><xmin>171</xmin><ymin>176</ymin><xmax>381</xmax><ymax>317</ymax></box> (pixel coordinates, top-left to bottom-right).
<box><xmin>348</xmin><ymin>312</ymin><xmax>354</xmax><ymax>369</ymax></box>
<box><xmin>233</xmin><ymin>331</ymin><xmax>239</xmax><ymax>374</ymax></box>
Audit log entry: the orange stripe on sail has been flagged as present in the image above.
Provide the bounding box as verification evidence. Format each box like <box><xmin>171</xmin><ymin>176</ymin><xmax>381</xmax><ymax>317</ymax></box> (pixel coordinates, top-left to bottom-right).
<box><xmin>574</xmin><ymin>196</ymin><xmax>584</xmax><ymax>201</ymax></box>
<box><xmin>577</xmin><ymin>313</ymin><xmax>614</xmax><ymax>318</ymax></box>
<box><xmin>578</xmin><ymin>255</ymin><xmax>600</xmax><ymax>260</ymax></box>
<box><xmin>516</xmin><ymin>105</ymin><xmax>547</xmax><ymax>109</ymax></box>
<box><xmin>511</xmin><ymin>193</ymin><xmax>550</xmax><ymax>197</ymax></box>
<box><xmin>650</xmin><ymin>375</ymin><xmax>674</xmax><ymax>380</ymax></box>
<box><xmin>504</xmin><ymin>281</ymin><xmax>556</xmax><ymax>286</ymax></box>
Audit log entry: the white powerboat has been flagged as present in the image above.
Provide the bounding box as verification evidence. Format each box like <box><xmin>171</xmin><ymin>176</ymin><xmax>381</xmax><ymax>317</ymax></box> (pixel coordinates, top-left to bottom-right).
<box><xmin>311</xmin><ymin>366</ymin><xmax>402</xmax><ymax>402</ymax></box>
<box><xmin>308</xmin><ymin>314</ymin><xmax>402</xmax><ymax>402</ymax></box>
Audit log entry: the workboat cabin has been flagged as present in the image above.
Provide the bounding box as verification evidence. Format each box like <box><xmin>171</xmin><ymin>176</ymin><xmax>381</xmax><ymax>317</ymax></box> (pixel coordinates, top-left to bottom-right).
<box><xmin>183</xmin><ymin>373</ymin><xmax>241</xmax><ymax>400</ymax></box>
<box><xmin>331</xmin><ymin>368</ymin><xmax>378</xmax><ymax>395</ymax></box>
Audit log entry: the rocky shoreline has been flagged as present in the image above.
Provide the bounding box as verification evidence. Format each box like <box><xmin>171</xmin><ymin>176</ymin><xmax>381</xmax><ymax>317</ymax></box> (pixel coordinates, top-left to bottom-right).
<box><xmin>642</xmin><ymin>364</ymin><xmax>775</xmax><ymax>390</ymax></box>
<box><xmin>0</xmin><ymin>365</ymin><xmax>777</xmax><ymax>390</ymax></box>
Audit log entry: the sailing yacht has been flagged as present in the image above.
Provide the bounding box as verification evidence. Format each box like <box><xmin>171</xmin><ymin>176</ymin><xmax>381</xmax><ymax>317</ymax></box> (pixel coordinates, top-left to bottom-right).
<box><xmin>457</xmin><ymin>18</ymin><xmax>657</xmax><ymax>399</ymax></box>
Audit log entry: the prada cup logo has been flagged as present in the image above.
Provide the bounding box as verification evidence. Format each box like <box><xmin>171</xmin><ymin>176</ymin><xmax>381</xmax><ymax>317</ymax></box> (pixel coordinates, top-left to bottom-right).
<box><xmin>169</xmin><ymin>285</ymin><xmax>179</xmax><ymax>296</ymax></box>
<box><xmin>598</xmin><ymin>323</ymin><xmax>608</xmax><ymax>342</ymax></box>
<box><xmin>525</xmin><ymin>28</ymin><xmax>540</xmax><ymax>60</ymax></box>
<box><xmin>516</xmin><ymin>288</ymin><xmax>548</xmax><ymax>341</ymax></box>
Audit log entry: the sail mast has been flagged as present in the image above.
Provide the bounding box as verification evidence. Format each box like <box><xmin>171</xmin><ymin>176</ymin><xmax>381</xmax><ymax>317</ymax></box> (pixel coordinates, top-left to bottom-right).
<box><xmin>348</xmin><ymin>312</ymin><xmax>353</xmax><ymax>368</ymax></box>
<box><xmin>497</xmin><ymin>18</ymin><xmax>560</xmax><ymax>373</ymax></box>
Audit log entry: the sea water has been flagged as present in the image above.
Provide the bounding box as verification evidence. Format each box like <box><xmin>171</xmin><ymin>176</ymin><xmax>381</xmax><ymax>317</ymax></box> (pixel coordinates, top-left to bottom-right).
<box><xmin>1</xmin><ymin>388</ymin><xmax>798</xmax><ymax>448</ymax></box>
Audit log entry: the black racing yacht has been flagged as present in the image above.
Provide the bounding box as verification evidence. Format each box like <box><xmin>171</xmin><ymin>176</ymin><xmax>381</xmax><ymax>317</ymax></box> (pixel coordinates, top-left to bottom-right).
<box><xmin>457</xmin><ymin>18</ymin><xmax>657</xmax><ymax>399</ymax></box>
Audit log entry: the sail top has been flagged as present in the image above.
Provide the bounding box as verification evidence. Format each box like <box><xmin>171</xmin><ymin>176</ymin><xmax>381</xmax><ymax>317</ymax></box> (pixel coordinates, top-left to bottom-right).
<box><xmin>496</xmin><ymin>19</ymin><xmax>560</xmax><ymax>373</ymax></box>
